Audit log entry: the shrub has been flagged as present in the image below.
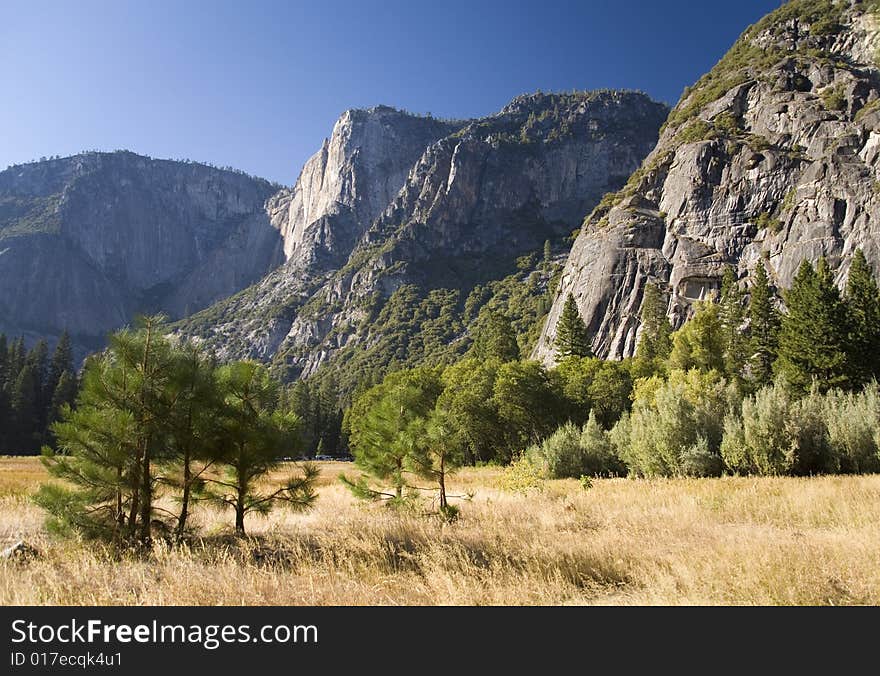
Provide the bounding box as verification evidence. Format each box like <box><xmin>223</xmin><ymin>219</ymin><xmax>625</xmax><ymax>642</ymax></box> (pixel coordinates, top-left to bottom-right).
<box><xmin>679</xmin><ymin>437</ymin><xmax>724</xmax><ymax>477</ymax></box>
<box><xmin>721</xmin><ymin>382</ymin><xmax>837</xmax><ymax>476</ymax></box>
<box><xmin>530</xmin><ymin>413</ymin><xmax>624</xmax><ymax>479</ymax></box>
<box><xmin>820</xmin><ymin>84</ymin><xmax>846</xmax><ymax>112</ymax></box>
<box><xmin>499</xmin><ymin>453</ymin><xmax>545</xmax><ymax>493</ymax></box>
<box><xmin>822</xmin><ymin>385</ymin><xmax>880</xmax><ymax>473</ymax></box>
<box><xmin>616</xmin><ymin>369</ymin><xmax>737</xmax><ymax>477</ymax></box>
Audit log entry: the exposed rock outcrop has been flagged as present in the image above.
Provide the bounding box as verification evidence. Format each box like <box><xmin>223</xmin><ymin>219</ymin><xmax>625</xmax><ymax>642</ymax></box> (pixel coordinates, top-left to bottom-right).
<box><xmin>0</xmin><ymin>151</ymin><xmax>283</xmax><ymax>352</ymax></box>
<box><xmin>534</xmin><ymin>0</ymin><xmax>880</xmax><ymax>363</ymax></box>
<box><xmin>180</xmin><ymin>92</ymin><xmax>669</xmax><ymax>379</ymax></box>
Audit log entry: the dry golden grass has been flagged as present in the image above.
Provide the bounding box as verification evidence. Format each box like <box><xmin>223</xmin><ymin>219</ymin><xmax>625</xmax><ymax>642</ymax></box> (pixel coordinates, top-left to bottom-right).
<box><xmin>1</xmin><ymin>456</ymin><xmax>879</xmax><ymax>605</ymax></box>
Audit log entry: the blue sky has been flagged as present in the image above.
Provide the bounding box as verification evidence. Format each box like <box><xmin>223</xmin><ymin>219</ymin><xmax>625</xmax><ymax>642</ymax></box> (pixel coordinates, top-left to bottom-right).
<box><xmin>2</xmin><ymin>0</ymin><xmax>780</xmax><ymax>184</ymax></box>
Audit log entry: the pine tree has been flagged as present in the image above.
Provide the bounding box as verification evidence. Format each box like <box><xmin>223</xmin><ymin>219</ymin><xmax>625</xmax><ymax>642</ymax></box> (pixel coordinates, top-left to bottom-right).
<box><xmin>718</xmin><ymin>266</ymin><xmax>747</xmax><ymax>380</ymax></box>
<box><xmin>748</xmin><ymin>260</ymin><xmax>780</xmax><ymax>386</ymax></box>
<box><xmin>46</xmin><ymin>332</ymin><xmax>73</xmax><ymax>414</ymax></box>
<box><xmin>344</xmin><ymin>368</ymin><xmax>443</xmax><ymax>502</ymax></box>
<box><xmin>543</xmin><ymin>239</ymin><xmax>552</xmax><ymax>268</ymax></box>
<box><xmin>11</xmin><ymin>361</ymin><xmax>41</xmax><ymax>452</ymax></box>
<box><xmin>29</xmin><ymin>340</ymin><xmax>50</xmax><ymax>435</ymax></box>
<box><xmin>845</xmin><ymin>248</ymin><xmax>880</xmax><ymax>386</ymax></box>
<box><xmin>634</xmin><ymin>282</ymin><xmax>672</xmax><ymax>373</ymax></box>
<box><xmin>554</xmin><ymin>293</ymin><xmax>592</xmax><ymax>359</ymax></box>
<box><xmin>776</xmin><ymin>257</ymin><xmax>849</xmax><ymax>391</ymax></box>
<box><xmin>207</xmin><ymin>361</ymin><xmax>317</xmax><ymax>535</ymax></box>
<box><xmin>48</xmin><ymin>371</ymin><xmax>77</xmax><ymax>426</ymax></box>
<box><xmin>161</xmin><ymin>342</ymin><xmax>222</xmax><ymax>539</ymax></box>
<box><xmin>471</xmin><ymin>309</ymin><xmax>520</xmax><ymax>362</ymax></box>
<box><xmin>316</xmin><ymin>374</ymin><xmax>341</xmax><ymax>455</ymax></box>
<box><xmin>288</xmin><ymin>380</ymin><xmax>315</xmax><ymax>456</ymax></box>
<box><xmin>0</xmin><ymin>334</ymin><xmax>8</xmax><ymax>450</ymax></box>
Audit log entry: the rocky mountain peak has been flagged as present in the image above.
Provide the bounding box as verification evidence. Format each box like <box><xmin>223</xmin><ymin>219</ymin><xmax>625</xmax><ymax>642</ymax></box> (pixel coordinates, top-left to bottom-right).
<box><xmin>533</xmin><ymin>0</ymin><xmax>880</xmax><ymax>364</ymax></box>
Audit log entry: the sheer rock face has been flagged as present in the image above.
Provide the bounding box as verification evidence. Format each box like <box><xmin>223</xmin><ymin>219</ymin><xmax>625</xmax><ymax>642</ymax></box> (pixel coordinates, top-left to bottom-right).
<box><xmin>268</xmin><ymin>106</ymin><xmax>463</xmax><ymax>269</ymax></box>
<box><xmin>181</xmin><ymin>92</ymin><xmax>669</xmax><ymax>376</ymax></box>
<box><xmin>0</xmin><ymin>151</ymin><xmax>282</xmax><ymax>349</ymax></box>
<box><xmin>534</xmin><ymin>2</ymin><xmax>880</xmax><ymax>364</ymax></box>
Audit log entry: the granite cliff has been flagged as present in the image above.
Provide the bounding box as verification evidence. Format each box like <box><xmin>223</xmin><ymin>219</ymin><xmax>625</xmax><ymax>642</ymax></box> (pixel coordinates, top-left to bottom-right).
<box><xmin>178</xmin><ymin>92</ymin><xmax>668</xmax><ymax>383</ymax></box>
<box><xmin>0</xmin><ymin>151</ymin><xmax>283</xmax><ymax>353</ymax></box>
<box><xmin>535</xmin><ymin>0</ymin><xmax>880</xmax><ymax>362</ymax></box>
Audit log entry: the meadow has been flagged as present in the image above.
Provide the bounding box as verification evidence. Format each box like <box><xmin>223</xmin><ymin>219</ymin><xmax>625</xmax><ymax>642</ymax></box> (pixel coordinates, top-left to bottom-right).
<box><xmin>1</xmin><ymin>457</ymin><xmax>879</xmax><ymax>605</ymax></box>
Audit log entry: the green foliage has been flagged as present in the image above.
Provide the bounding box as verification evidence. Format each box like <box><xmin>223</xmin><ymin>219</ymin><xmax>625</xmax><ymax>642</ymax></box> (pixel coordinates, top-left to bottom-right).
<box><xmin>748</xmin><ymin>261</ymin><xmax>780</xmax><ymax>386</ymax></box>
<box><xmin>634</xmin><ymin>282</ymin><xmax>673</xmax><ymax>375</ymax></box>
<box><xmin>820</xmin><ymin>84</ymin><xmax>847</xmax><ymax>111</ymax></box>
<box><xmin>437</xmin><ymin>359</ymin><xmax>505</xmax><ymax>464</ymax></box>
<box><xmin>492</xmin><ymin>361</ymin><xmax>565</xmax><ymax>454</ymax></box>
<box><xmin>613</xmin><ymin>369</ymin><xmax>735</xmax><ymax>477</ymax></box>
<box><xmin>555</xmin><ymin>356</ymin><xmax>632</xmax><ymax>428</ymax></box>
<box><xmin>35</xmin><ymin>319</ymin><xmax>317</xmax><ymax>545</ymax></box>
<box><xmin>821</xmin><ymin>384</ymin><xmax>880</xmax><ymax>474</ymax></box>
<box><xmin>499</xmin><ymin>453</ymin><xmax>545</xmax><ymax>494</ymax></box>
<box><xmin>669</xmin><ymin>301</ymin><xmax>725</xmax><ymax>373</ymax></box>
<box><xmin>676</xmin><ymin>120</ymin><xmax>716</xmax><ymax>144</ymax></box>
<box><xmin>721</xmin><ymin>381</ymin><xmax>837</xmax><ymax>476</ymax></box>
<box><xmin>554</xmin><ymin>294</ymin><xmax>592</xmax><ymax>359</ymax></box>
<box><xmin>205</xmin><ymin>361</ymin><xmax>315</xmax><ymax>535</ymax></box>
<box><xmin>471</xmin><ymin>309</ymin><xmax>521</xmax><ymax>362</ymax></box>
<box><xmin>345</xmin><ymin>367</ymin><xmax>465</xmax><ymax>512</ymax></box>
<box><xmin>529</xmin><ymin>413</ymin><xmax>624</xmax><ymax>479</ymax></box>
<box><xmin>776</xmin><ymin>258</ymin><xmax>850</xmax><ymax>392</ymax></box>
<box><xmin>755</xmin><ymin>211</ymin><xmax>782</xmax><ymax>233</ymax></box>
<box><xmin>345</xmin><ymin>368</ymin><xmax>443</xmax><ymax>503</ymax></box>
<box><xmin>845</xmin><ymin>249</ymin><xmax>880</xmax><ymax>387</ymax></box>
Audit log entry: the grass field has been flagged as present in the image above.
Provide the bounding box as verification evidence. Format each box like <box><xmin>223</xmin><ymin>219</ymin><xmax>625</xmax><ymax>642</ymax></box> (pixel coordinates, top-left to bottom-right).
<box><xmin>1</xmin><ymin>456</ymin><xmax>879</xmax><ymax>605</ymax></box>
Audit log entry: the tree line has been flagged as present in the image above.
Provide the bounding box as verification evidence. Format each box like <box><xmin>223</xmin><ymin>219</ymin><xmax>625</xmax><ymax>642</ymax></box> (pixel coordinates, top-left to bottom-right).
<box><xmin>0</xmin><ymin>332</ymin><xmax>78</xmax><ymax>453</ymax></box>
<box><xmin>343</xmin><ymin>249</ymin><xmax>880</xmax><ymax>505</ymax></box>
<box><xmin>35</xmin><ymin>316</ymin><xmax>318</xmax><ymax>548</ymax></box>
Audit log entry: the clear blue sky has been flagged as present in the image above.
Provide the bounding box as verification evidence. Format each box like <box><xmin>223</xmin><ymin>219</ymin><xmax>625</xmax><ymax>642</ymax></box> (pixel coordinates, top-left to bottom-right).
<box><xmin>2</xmin><ymin>0</ymin><xmax>781</xmax><ymax>185</ymax></box>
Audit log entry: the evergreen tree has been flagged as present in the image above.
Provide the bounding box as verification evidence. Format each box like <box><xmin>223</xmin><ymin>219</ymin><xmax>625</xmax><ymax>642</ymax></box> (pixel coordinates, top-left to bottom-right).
<box><xmin>748</xmin><ymin>260</ymin><xmax>779</xmax><ymax>386</ymax></box>
<box><xmin>344</xmin><ymin>368</ymin><xmax>443</xmax><ymax>502</ymax></box>
<box><xmin>776</xmin><ymin>257</ymin><xmax>849</xmax><ymax>392</ymax></box>
<box><xmin>207</xmin><ymin>361</ymin><xmax>317</xmax><ymax>535</ymax></box>
<box><xmin>438</xmin><ymin>358</ymin><xmax>504</xmax><ymax>464</ymax></box>
<box><xmin>315</xmin><ymin>374</ymin><xmax>341</xmax><ymax>455</ymax></box>
<box><xmin>161</xmin><ymin>342</ymin><xmax>222</xmax><ymax>539</ymax></box>
<box><xmin>29</xmin><ymin>340</ymin><xmax>50</xmax><ymax>435</ymax></box>
<box><xmin>718</xmin><ymin>266</ymin><xmax>747</xmax><ymax>380</ymax></box>
<box><xmin>410</xmin><ymin>407</ymin><xmax>464</xmax><ymax>517</ymax></box>
<box><xmin>471</xmin><ymin>309</ymin><xmax>520</xmax><ymax>362</ymax></box>
<box><xmin>542</xmin><ymin>239</ymin><xmax>552</xmax><ymax>268</ymax></box>
<box><xmin>49</xmin><ymin>368</ymin><xmax>77</xmax><ymax>419</ymax></box>
<box><xmin>554</xmin><ymin>293</ymin><xmax>592</xmax><ymax>360</ymax></box>
<box><xmin>46</xmin><ymin>332</ymin><xmax>73</xmax><ymax>414</ymax></box>
<box><xmin>492</xmin><ymin>360</ymin><xmax>564</xmax><ymax>452</ymax></box>
<box><xmin>634</xmin><ymin>282</ymin><xmax>672</xmax><ymax>374</ymax></box>
<box><xmin>288</xmin><ymin>380</ymin><xmax>316</xmax><ymax>456</ymax></box>
<box><xmin>845</xmin><ymin>248</ymin><xmax>880</xmax><ymax>386</ymax></box>
<box><xmin>8</xmin><ymin>337</ymin><xmax>25</xmax><ymax>381</ymax></box>
<box><xmin>0</xmin><ymin>334</ymin><xmax>9</xmax><ymax>449</ymax></box>
<box><xmin>11</xmin><ymin>361</ymin><xmax>41</xmax><ymax>452</ymax></box>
